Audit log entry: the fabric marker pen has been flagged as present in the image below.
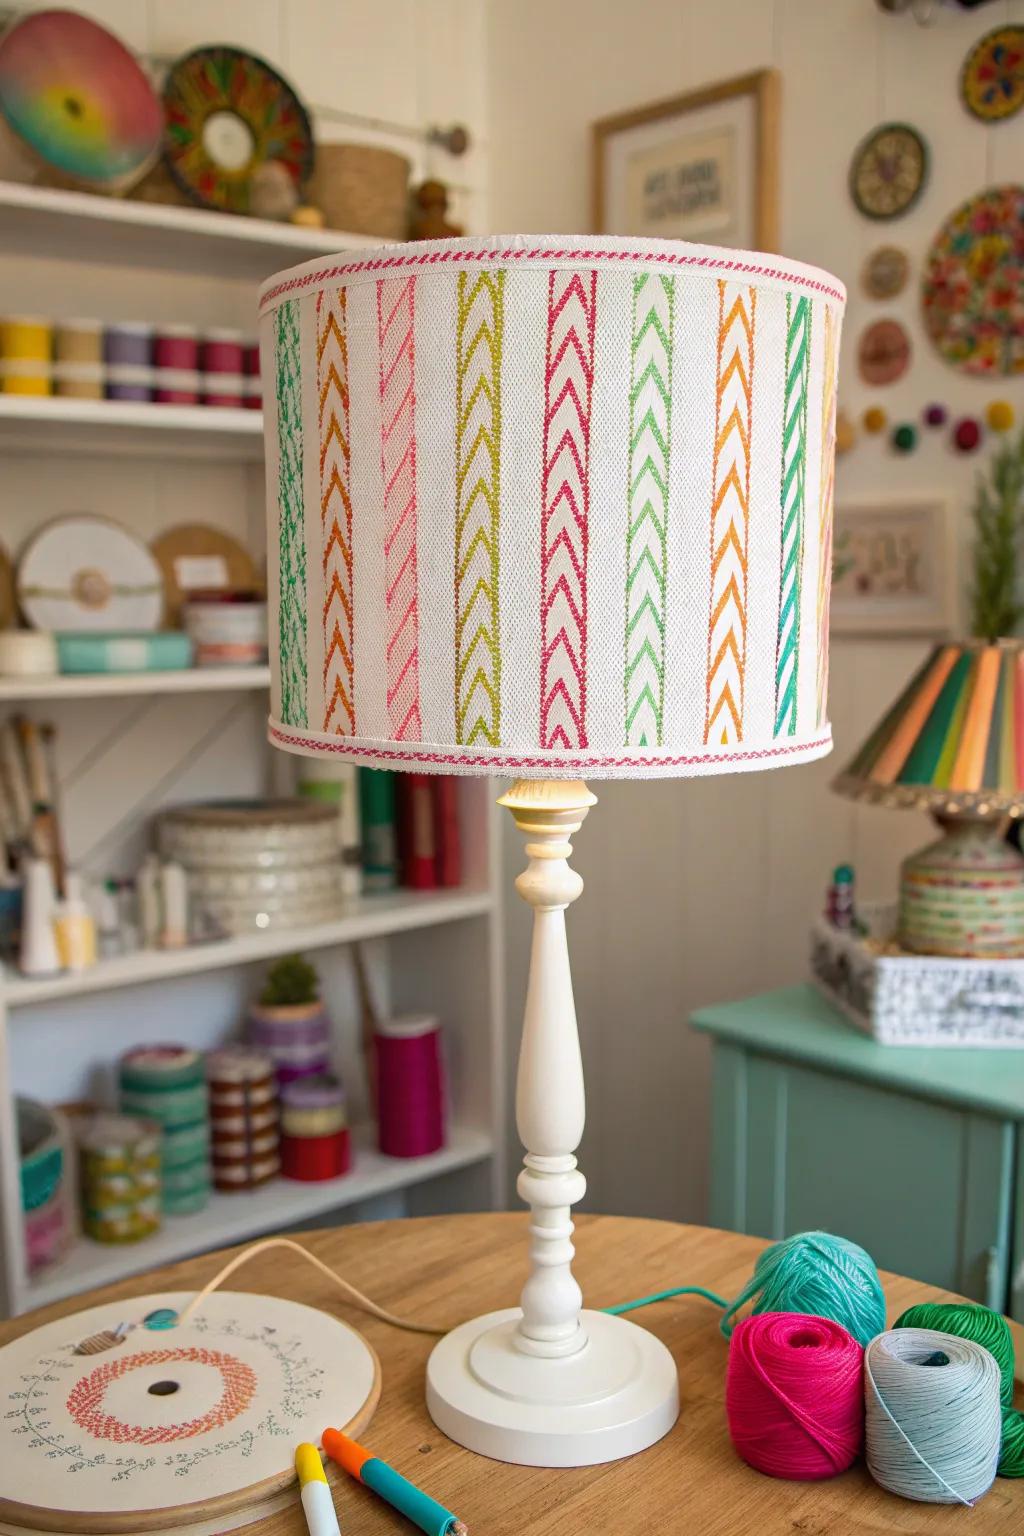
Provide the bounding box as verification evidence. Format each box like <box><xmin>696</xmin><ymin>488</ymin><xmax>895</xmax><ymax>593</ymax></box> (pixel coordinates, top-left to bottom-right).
<box><xmin>322</xmin><ymin>1426</ymin><xmax>467</xmax><ymax>1536</ymax></box>
<box><xmin>296</xmin><ymin>1443</ymin><xmax>341</xmax><ymax>1536</ymax></box>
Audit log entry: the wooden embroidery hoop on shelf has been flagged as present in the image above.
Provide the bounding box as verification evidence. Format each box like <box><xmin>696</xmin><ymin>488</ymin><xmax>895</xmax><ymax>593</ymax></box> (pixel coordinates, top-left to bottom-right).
<box><xmin>0</xmin><ymin>1287</ymin><xmax>380</xmax><ymax>1536</ymax></box>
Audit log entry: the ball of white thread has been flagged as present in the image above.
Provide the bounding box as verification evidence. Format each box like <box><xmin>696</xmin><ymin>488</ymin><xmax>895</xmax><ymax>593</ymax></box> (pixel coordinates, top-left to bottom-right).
<box><xmin>865</xmin><ymin>1327</ymin><xmax>1002</xmax><ymax>1505</ymax></box>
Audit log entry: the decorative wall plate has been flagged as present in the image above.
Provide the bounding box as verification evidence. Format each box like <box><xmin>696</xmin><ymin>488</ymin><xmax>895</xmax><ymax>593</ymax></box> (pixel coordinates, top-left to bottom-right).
<box><xmin>162</xmin><ymin>47</ymin><xmax>313</xmax><ymax>215</ymax></box>
<box><xmin>0</xmin><ymin>8</ymin><xmax>162</xmax><ymax>191</ymax></box>
<box><xmin>0</xmin><ymin>1290</ymin><xmax>378</xmax><ymax>1536</ymax></box>
<box><xmin>849</xmin><ymin>123</ymin><xmax>928</xmax><ymax>220</ymax></box>
<box><xmin>862</xmin><ymin>245</ymin><xmax>909</xmax><ymax>300</ymax></box>
<box><xmin>858</xmin><ymin>318</ymin><xmax>911</xmax><ymax>385</ymax></box>
<box><xmin>961</xmin><ymin>26</ymin><xmax>1024</xmax><ymax>122</ymax></box>
<box><xmin>921</xmin><ymin>185</ymin><xmax>1024</xmax><ymax>377</ymax></box>
<box><xmin>18</xmin><ymin>515</ymin><xmax>164</xmax><ymax>634</ymax></box>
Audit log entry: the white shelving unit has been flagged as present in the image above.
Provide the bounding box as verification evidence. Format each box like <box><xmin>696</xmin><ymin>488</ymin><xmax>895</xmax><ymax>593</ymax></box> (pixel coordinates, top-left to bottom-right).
<box><xmin>0</xmin><ymin>181</ymin><xmax>506</xmax><ymax>1319</ymax></box>
<box><xmin>0</xmin><ymin>395</ymin><xmax>264</xmax><ymax>460</ymax></box>
<box><xmin>0</xmin><ymin>666</ymin><xmax>271</xmax><ymax>702</ymax></box>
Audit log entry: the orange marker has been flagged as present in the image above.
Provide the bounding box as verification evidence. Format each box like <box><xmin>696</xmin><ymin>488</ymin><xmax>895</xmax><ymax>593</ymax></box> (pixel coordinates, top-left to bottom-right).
<box><xmin>321</xmin><ymin>1427</ymin><xmax>467</xmax><ymax>1536</ymax></box>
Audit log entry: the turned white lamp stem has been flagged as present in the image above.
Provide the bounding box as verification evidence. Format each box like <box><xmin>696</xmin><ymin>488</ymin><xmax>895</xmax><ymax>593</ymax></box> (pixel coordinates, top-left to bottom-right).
<box><xmin>498</xmin><ymin>778</ymin><xmax>597</xmax><ymax>1359</ymax></box>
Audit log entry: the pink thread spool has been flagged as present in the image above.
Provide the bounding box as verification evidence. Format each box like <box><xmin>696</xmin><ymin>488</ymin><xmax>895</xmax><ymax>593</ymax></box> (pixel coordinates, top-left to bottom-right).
<box><xmin>375</xmin><ymin>1013</ymin><xmax>445</xmax><ymax>1158</ymax></box>
<box><xmin>201</xmin><ymin>328</ymin><xmax>244</xmax><ymax>407</ymax></box>
<box><xmin>243</xmin><ymin>339</ymin><xmax>261</xmax><ymax>411</ymax></box>
<box><xmin>154</xmin><ymin>325</ymin><xmax>199</xmax><ymax>404</ymax></box>
<box><xmin>726</xmin><ymin>1312</ymin><xmax>864</xmax><ymax>1480</ymax></box>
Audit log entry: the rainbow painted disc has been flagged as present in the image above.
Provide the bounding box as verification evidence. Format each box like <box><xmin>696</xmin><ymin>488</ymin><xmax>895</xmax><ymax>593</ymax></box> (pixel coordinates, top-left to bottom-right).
<box><xmin>921</xmin><ymin>185</ymin><xmax>1024</xmax><ymax>377</ymax></box>
<box><xmin>162</xmin><ymin>47</ymin><xmax>313</xmax><ymax>216</ymax></box>
<box><xmin>0</xmin><ymin>8</ymin><xmax>162</xmax><ymax>189</ymax></box>
<box><xmin>961</xmin><ymin>26</ymin><xmax>1024</xmax><ymax>122</ymax></box>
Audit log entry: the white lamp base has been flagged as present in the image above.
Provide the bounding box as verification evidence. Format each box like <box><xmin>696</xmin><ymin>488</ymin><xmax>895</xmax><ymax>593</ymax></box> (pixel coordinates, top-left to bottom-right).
<box><xmin>426</xmin><ymin>1307</ymin><xmax>679</xmax><ymax>1466</ymax></box>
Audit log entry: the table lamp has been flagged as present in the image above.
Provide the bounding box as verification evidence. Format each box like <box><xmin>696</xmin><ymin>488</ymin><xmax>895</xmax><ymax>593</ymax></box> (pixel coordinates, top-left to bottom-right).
<box><xmin>258</xmin><ymin>234</ymin><xmax>844</xmax><ymax>1466</ymax></box>
<box><xmin>833</xmin><ymin>638</ymin><xmax>1024</xmax><ymax>957</ymax></box>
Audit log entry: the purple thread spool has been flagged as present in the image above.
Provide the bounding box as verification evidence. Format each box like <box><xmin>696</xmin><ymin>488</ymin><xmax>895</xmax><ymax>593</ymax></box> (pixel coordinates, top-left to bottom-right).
<box><xmin>375</xmin><ymin>1013</ymin><xmax>445</xmax><ymax>1158</ymax></box>
<box><xmin>247</xmin><ymin>1000</ymin><xmax>330</xmax><ymax>1085</ymax></box>
<box><xmin>104</xmin><ymin>323</ymin><xmax>153</xmax><ymax>401</ymax></box>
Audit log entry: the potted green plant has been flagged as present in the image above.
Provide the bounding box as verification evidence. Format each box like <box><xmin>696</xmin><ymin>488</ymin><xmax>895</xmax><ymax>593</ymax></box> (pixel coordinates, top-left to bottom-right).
<box><xmin>246</xmin><ymin>953</ymin><xmax>331</xmax><ymax>1079</ymax></box>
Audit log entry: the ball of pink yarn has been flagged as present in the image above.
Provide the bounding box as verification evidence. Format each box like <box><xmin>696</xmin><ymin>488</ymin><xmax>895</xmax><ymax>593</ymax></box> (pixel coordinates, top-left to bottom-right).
<box><xmin>726</xmin><ymin>1312</ymin><xmax>864</xmax><ymax>1479</ymax></box>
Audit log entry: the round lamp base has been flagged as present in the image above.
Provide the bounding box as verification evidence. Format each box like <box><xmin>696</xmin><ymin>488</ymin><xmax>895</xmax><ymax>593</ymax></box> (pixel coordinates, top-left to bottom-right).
<box><xmin>425</xmin><ymin>1307</ymin><xmax>679</xmax><ymax>1467</ymax></box>
<box><xmin>900</xmin><ymin>818</ymin><xmax>1024</xmax><ymax>958</ymax></box>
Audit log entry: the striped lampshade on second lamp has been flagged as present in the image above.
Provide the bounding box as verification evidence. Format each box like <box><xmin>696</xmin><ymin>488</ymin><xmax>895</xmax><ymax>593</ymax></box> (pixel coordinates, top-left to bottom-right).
<box><xmin>258</xmin><ymin>234</ymin><xmax>845</xmax><ymax>780</ymax></box>
<box><xmin>834</xmin><ymin>640</ymin><xmax>1024</xmax><ymax>817</ymax></box>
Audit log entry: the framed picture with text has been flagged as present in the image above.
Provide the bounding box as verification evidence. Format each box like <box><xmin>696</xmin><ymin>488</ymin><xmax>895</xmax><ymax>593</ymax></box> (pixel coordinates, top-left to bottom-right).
<box><xmin>592</xmin><ymin>69</ymin><xmax>779</xmax><ymax>248</ymax></box>
<box><xmin>831</xmin><ymin>498</ymin><xmax>955</xmax><ymax>637</ymax></box>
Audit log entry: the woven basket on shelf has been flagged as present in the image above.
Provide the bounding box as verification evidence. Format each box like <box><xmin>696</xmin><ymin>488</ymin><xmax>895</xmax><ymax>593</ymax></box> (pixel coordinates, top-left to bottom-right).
<box><xmin>312</xmin><ymin>142</ymin><xmax>410</xmax><ymax>238</ymax></box>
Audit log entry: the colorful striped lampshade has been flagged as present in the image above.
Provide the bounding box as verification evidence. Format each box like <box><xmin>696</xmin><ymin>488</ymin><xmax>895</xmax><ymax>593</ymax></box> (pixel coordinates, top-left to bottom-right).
<box><xmin>258</xmin><ymin>234</ymin><xmax>845</xmax><ymax>779</ymax></box>
<box><xmin>834</xmin><ymin>639</ymin><xmax>1024</xmax><ymax>817</ymax></box>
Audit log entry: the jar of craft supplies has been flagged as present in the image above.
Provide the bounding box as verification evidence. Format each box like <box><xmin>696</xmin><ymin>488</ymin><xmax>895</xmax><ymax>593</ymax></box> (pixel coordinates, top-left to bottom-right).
<box><xmin>280</xmin><ymin>1074</ymin><xmax>351</xmax><ymax>1181</ymax></box>
<box><xmin>153</xmin><ymin>323</ymin><xmax>199</xmax><ymax>404</ymax></box>
<box><xmin>0</xmin><ymin>315</ymin><xmax>52</xmax><ymax>395</ymax></box>
<box><xmin>119</xmin><ymin>1045</ymin><xmax>210</xmax><ymax>1214</ymax></box>
<box><xmin>182</xmin><ymin>591</ymin><xmax>267</xmax><ymax>667</ymax></box>
<box><xmin>104</xmin><ymin>322</ymin><xmax>153</xmax><ymax>401</ymax></box>
<box><xmin>375</xmin><ymin>1013</ymin><xmax>445</xmax><ymax>1158</ymax></box>
<box><xmin>78</xmin><ymin>1113</ymin><xmax>161</xmax><ymax>1243</ymax></box>
<box><xmin>201</xmin><ymin>327</ymin><xmax>245</xmax><ymax>407</ymax></box>
<box><xmin>53</xmin><ymin>320</ymin><xmax>103</xmax><ymax>398</ymax></box>
<box><xmin>207</xmin><ymin>1045</ymin><xmax>280</xmax><ymax>1191</ymax></box>
<box><xmin>19</xmin><ymin>1099</ymin><xmax>72</xmax><ymax>1274</ymax></box>
<box><xmin>242</xmin><ymin>338</ymin><xmax>261</xmax><ymax>410</ymax></box>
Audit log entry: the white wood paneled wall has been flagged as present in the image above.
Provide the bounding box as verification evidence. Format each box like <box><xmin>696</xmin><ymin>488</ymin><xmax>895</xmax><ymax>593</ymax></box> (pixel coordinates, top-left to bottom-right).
<box><xmin>487</xmin><ymin>0</ymin><xmax>1024</xmax><ymax>1222</ymax></box>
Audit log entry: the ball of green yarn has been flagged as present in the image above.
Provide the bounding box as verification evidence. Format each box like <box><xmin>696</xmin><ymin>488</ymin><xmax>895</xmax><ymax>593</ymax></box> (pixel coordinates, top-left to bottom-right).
<box><xmin>719</xmin><ymin>1230</ymin><xmax>886</xmax><ymax>1347</ymax></box>
<box><xmin>894</xmin><ymin>1301</ymin><xmax>1024</xmax><ymax>1477</ymax></box>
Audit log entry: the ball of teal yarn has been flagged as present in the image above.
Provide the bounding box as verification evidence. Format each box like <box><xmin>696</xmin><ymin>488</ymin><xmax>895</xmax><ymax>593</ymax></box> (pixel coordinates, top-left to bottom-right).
<box><xmin>720</xmin><ymin>1230</ymin><xmax>886</xmax><ymax>1347</ymax></box>
<box><xmin>895</xmin><ymin>1301</ymin><xmax>1024</xmax><ymax>1478</ymax></box>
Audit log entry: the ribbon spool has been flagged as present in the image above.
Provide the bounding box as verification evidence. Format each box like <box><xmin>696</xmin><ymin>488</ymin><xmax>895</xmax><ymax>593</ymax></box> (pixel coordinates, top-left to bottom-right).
<box><xmin>865</xmin><ymin>1327</ymin><xmax>1002</xmax><ymax>1505</ymax></box>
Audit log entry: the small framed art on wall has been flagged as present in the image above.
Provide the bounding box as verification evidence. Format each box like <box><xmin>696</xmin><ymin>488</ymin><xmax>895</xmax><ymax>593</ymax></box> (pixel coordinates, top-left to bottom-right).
<box><xmin>831</xmin><ymin>497</ymin><xmax>954</xmax><ymax>637</ymax></box>
<box><xmin>592</xmin><ymin>69</ymin><xmax>779</xmax><ymax>248</ymax></box>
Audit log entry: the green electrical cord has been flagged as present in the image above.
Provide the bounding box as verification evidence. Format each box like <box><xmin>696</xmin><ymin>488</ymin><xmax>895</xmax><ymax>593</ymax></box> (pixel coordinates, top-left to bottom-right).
<box><xmin>603</xmin><ymin>1283</ymin><xmax>729</xmax><ymax>1317</ymax></box>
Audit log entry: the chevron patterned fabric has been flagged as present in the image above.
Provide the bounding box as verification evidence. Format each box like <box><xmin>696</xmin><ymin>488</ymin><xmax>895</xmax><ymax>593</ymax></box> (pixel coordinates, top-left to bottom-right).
<box><xmin>625</xmin><ymin>273</ymin><xmax>674</xmax><ymax>748</ymax></box>
<box><xmin>455</xmin><ymin>271</ymin><xmax>505</xmax><ymax>747</ymax></box>
<box><xmin>317</xmin><ymin>287</ymin><xmax>355</xmax><ymax>736</ymax></box>
<box><xmin>774</xmin><ymin>294</ymin><xmax>811</xmax><ymax>739</ymax></box>
<box><xmin>705</xmin><ymin>280</ymin><xmax>756</xmax><ymax>747</ymax></box>
<box><xmin>260</xmin><ymin>235</ymin><xmax>845</xmax><ymax>779</ymax></box>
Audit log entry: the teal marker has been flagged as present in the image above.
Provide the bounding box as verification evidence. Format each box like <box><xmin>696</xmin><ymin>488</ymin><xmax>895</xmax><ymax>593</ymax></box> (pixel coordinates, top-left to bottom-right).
<box><xmin>321</xmin><ymin>1426</ymin><xmax>467</xmax><ymax>1536</ymax></box>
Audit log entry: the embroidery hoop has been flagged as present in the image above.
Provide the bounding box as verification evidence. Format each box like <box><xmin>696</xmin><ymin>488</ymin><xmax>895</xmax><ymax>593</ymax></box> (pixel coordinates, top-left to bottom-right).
<box><xmin>0</xmin><ymin>1290</ymin><xmax>379</xmax><ymax>1536</ymax></box>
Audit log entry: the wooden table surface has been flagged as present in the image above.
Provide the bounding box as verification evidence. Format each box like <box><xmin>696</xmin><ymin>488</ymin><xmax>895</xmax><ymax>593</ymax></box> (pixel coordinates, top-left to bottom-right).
<box><xmin>6</xmin><ymin>1213</ymin><xmax>1024</xmax><ymax>1536</ymax></box>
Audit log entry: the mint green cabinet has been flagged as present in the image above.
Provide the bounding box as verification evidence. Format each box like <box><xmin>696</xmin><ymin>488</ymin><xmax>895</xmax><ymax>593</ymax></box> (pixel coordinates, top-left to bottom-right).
<box><xmin>692</xmin><ymin>986</ymin><xmax>1024</xmax><ymax>1318</ymax></box>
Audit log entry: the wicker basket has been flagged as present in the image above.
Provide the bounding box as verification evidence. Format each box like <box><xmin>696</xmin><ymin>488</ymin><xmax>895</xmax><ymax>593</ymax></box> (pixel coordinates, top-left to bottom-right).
<box><xmin>312</xmin><ymin>143</ymin><xmax>410</xmax><ymax>238</ymax></box>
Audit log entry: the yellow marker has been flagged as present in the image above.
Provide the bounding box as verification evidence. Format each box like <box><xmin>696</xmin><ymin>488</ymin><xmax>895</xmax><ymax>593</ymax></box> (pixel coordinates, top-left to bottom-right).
<box><xmin>296</xmin><ymin>1443</ymin><xmax>341</xmax><ymax>1536</ymax></box>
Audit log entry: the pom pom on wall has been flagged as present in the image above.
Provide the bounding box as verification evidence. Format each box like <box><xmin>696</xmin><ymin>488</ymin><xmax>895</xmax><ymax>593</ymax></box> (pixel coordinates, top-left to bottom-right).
<box><xmin>720</xmin><ymin>1231</ymin><xmax>886</xmax><ymax>1347</ymax></box>
<box><xmin>726</xmin><ymin>1313</ymin><xmax>864</xmax><ymax>1480</ymax></box>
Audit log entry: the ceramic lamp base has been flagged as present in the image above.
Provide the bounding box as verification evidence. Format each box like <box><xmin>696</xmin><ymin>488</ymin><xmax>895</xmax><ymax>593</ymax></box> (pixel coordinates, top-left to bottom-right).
<box><xmin>900</xmin><ymin>817</ymin><xmax>1024</xmax><ymax>958</ymax></box>
<box><xmin>426</xmin><ymin>1307</ymin><xmax>679</xmax><ymax>1466</ymax></box>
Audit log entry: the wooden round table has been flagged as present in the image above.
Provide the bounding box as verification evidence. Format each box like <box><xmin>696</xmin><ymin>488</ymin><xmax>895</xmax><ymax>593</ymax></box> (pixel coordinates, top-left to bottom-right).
<box><xmin>5</xmin><ymin>1214</ymin><xmax>1023</xmax><ymax>1535</ymax></box>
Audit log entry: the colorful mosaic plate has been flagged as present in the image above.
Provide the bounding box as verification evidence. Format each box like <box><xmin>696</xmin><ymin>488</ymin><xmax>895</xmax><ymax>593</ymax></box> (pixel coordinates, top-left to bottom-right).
<box><xmin>961</xmin><ymin>26</ymin><xmax>1024</xmax><ymax>122</ymax></box>
<box><xmin>0</xmin><ymin>8</ymin><xmax>161</xmax><ymax>190</ymax></box>
<box><xmin>162</xmin><ymin>46</ymin><xmax>313</xmax><ymax>216</ymax></box>
<box><xmin>921</xmin><ymin>185</ymin><xmax>1024</xmax><ymax>377</ymax></box>
<box><xmin>849</xmin><ymin>123</ymin><xmax>928</xmax><ymax>221</ymax></box>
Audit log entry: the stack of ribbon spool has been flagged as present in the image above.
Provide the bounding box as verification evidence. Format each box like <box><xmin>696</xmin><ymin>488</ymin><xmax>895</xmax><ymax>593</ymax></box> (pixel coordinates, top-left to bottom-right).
<box><xmin>77</xmin><ymin>1112</ymin><xmax>160</xmax><ymax>1243</ymax></box>
<box><xmin>206</xmin><ymin>1045</ymin><xmax>280</xmax><ymax>1191</ymax></box>
<box><xmin>18</xmin><ymin>1098</ymin><xmax>73</xmax><ymax>1273</ymax></box>
<box><xmin>118</xmin><ymin>1045</ymin><xmax>210</xmax><ymax>1214</ymax></box>
<box><xmin>248</xmin><ymin>1001</ymin><xmax>331</xmax><ymax>1084</ymax></box>
<box><xmin>280</xmin><ymin>1074</ymin><xmax>350</xmax><ymax>1182</ymax></box>
<box><xmin>719</xmin><ymin>1229</ymin><xmax>1021</xmax><ymax>1506</ymax></box>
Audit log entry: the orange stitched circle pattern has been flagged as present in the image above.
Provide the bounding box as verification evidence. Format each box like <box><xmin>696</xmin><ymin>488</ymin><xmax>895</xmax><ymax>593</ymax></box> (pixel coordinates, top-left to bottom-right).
<box><xmin>67</xmin><ymin>1347</ymin><xmax>257</xmax><ymax>1444</ymax></box>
